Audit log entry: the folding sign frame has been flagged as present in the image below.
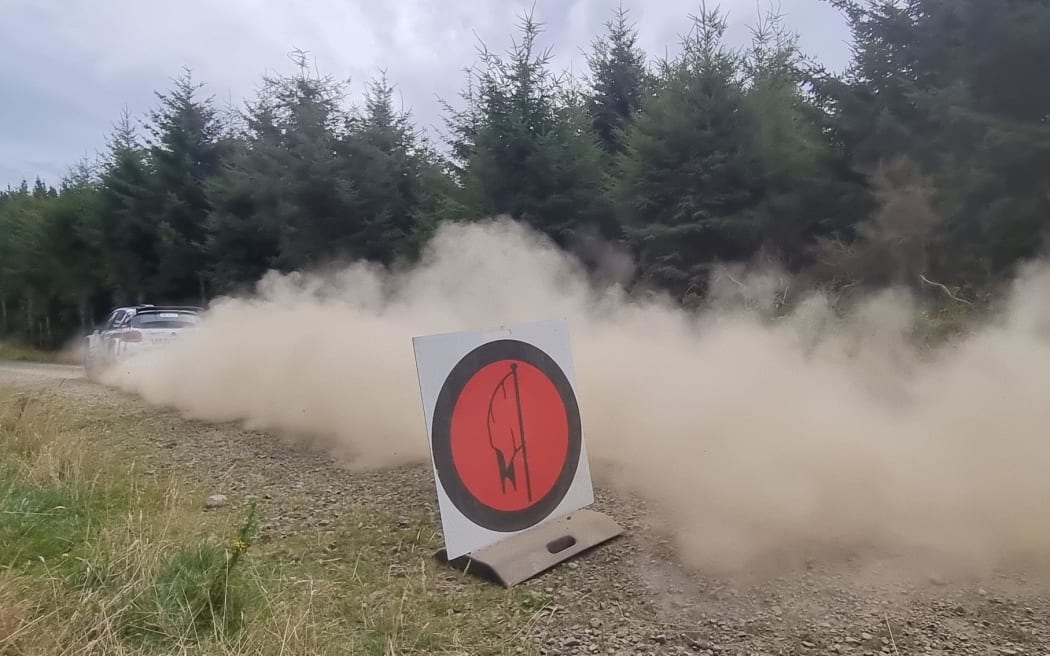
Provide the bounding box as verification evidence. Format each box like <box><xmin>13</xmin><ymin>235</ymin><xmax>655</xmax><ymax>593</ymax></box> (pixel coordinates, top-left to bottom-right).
<box><xmin>412</xmin><ymin>319</ymin><xmax>623</xmax><ymax>586</ymax></box>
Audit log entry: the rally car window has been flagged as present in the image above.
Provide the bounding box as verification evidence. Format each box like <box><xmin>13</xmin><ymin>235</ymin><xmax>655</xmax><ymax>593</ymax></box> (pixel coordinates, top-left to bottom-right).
<box><xmin>106</xmin><ymin>311</ymin><xmax>127</xmax><ymax>330</ymax></box>
<box><xmin>130</xmin><ymin>312</ymin><xmax>199</xmax><ymax>329</ymax></box>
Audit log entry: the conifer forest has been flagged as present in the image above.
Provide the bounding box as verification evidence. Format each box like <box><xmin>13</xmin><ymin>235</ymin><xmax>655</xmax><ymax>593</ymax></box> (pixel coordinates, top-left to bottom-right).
<box><xmin>2</xmin><ymin>0</ymin><xmax>1048</xmax><ymax>348</ymax></box>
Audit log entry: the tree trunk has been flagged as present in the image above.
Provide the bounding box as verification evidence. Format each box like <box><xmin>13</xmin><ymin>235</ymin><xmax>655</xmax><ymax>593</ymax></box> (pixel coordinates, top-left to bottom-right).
<box><xmin>1</xmin><ymin>290</ymin><xmax>7</xmax><ymax>336</ymax></box>
<box><xmin>26</xmin><ymin>292</ymin><xmax>33</xmax><ymax>341</ymax></box>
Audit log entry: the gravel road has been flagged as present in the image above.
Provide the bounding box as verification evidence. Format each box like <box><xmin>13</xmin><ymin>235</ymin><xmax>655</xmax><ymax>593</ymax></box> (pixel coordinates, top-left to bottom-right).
<box><xmin>0</xmin><ymin>361</ymin><xmax>82</xmax><ymax>382</ymax></box>
<box><xmin>2</xmin><ymin>359</ymin><xmax>1048</xmax><ymax>655</ymax></box>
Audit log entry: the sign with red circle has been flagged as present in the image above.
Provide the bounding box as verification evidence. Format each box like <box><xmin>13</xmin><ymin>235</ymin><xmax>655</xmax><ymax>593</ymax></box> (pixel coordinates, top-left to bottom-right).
<box><xmin>430</xmin><ymin>339</ymin><xmax>582</xmax><ymax>533</ymax></box>
<box><xmin>413</xmin><ymin>319</ymin><xmax>595</xmax><ymax>559</ymax></box>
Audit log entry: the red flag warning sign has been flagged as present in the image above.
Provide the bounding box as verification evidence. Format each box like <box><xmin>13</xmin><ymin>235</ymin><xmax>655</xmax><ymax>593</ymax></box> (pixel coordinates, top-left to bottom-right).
<box><xmin>412</xmin><ymin>319</ymin><xmax>594</xmax><ymax>559</ymax></box>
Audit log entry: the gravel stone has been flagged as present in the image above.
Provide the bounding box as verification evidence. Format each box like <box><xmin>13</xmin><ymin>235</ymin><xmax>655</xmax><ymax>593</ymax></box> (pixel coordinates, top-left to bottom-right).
<box><xmin>5</xmin><ymin>362</ymin><xmax>1050</xmax><ymax>656</ymax></box>
<box><xmin>204</xmin><ymin>494</ymin><xmax>228</xmax><ymax>509</ymax></box>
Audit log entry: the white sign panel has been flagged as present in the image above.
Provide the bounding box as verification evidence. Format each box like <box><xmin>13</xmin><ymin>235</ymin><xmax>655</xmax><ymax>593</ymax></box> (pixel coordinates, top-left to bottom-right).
<box><xmin>412</xmin><ymin>319</ymin><xmax>594</xmax><ymax>559</ymax></box>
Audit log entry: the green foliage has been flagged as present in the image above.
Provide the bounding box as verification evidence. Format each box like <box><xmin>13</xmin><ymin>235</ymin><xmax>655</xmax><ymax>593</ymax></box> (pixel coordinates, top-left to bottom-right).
<box><xmin>0</xmin><ymin>386</ymin><xmax>549</xmax><ymax>654</ymax></box>
<box><xmin>448</xmin><ymin>11</ymin><xmax>609</xmax><ymax>247</ymax></box>
<box><xmin>125</xmin><ymin>541</ymin><xmax>247</xmax><ymax>639</ymax></box>
<box><xmin>616</xmin><ymin>5</ymin><xmax>762</xmax><ymax>296</ymax></box>
<box><xmin>94</xmin><ymin>107</ymin><xmax>158</xmax><ymax>306</ymax></box>
<box><xmin>206</xmin><ymin>55</ymin><xmax>444</xmax><ymax>293</ymax></box>
<box><xmin>0</xmin><ymin>341</ymin><xmax>76</xmax><ymax>363</ymax></box>
<box><xmin>586</xmin><ymin>4</ymin><xmax>651</xmax><ymax>157</ymax></box>
<box><xmin>146</xmin><ymin>68</ymin><xmax>228</xmax><ymax>304</ymax></box>
<box><xmin>344</xmin><ymin>74</ymin><xmax>449</xmax><ymax>264</ymax></box>
<box><xmin>816</xmin><ymin>0</ymin><xmax>1050</xmax><ymax>292</ymax></box>
<box><xmin>0</xmin><ymin>483</ymin><xmax>90</xmax><ymax>565</ymax></box>
<box><xmin>2</xmin><ymin>0</ymin><xmax>1049</xmax><ymax>344</ymax></box>
<box><xmin>740</xmin><ymin>5</ymin><xmax>866</xmax><ymax>268</ymax></box>
<box><xmin>123</xmin><ymin>504</ymin><xmax>259</xmax><ymax>646</ymax></box>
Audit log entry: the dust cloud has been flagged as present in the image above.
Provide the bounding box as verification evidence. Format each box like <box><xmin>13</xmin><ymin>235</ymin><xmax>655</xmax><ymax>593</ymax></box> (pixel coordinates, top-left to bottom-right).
<box><xmin>102</xmin><ymin>217</ymin><xmax>1050</xmax><ymax>574</ymax></box>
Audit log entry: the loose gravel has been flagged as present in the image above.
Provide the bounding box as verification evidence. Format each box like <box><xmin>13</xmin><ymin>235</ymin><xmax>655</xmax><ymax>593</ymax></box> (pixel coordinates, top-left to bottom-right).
<box><xmin>2</xmin><ymin>362</ymin><xmax>1048</xmax><ymax>655</ymax></box>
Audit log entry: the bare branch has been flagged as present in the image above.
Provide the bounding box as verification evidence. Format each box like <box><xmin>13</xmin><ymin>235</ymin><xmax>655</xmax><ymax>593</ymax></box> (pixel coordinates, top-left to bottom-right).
<box><xmin>726</xmin><ymin>273</ymin><xmax>747</xmax><ymax>289</ymax></box>
<box><xmin>920</xmin><ymin>274</ymin><xmax>973</xmax><ymax>306</ymax></box>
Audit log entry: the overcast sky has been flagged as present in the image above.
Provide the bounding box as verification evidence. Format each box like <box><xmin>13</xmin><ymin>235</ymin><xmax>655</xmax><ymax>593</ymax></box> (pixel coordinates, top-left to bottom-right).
<box><xmin>0</xmin><ymin>0</ymin><xmax>853</xmax><ymax>190</ymax></box>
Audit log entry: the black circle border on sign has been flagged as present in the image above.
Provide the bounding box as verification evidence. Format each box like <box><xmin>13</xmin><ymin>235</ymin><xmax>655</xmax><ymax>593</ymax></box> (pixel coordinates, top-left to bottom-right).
<box><xmin>431</xmin><ymin>338</ymin><xmax>583</xmax><ymax>533</ymax></box>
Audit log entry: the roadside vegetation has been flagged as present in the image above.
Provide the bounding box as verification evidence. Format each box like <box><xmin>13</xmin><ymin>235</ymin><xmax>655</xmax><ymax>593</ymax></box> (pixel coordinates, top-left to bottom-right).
<box><xmin>4</xmin><ymin>0</ymin><xmax>1047</xmax><ymax>350</ymax></box>
<box><xmin>0</xmin><ymin>388</ymin><xmax>546</xmax><ymax>655</ymax></box>
<box><xmin>0</xmin><ymin>341</ymin><xmax>78</xmax><ymax>365</ymax></box>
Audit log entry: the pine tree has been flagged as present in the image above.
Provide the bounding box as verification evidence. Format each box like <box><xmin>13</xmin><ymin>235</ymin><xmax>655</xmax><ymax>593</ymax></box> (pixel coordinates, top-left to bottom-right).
<box><xmin>44</xmin><ymin>164</ymin><xmax>104</xmax><ymax>332</ymax></box>
<box><xmin>586</xmin><ymin>4</ymin><xmax>651</xmax><ymax>156</ymax></box>
<box><xmin>817</xmin><ymin>0</ymin><xmax>1050</xmax><ymax>290</ymax></box>
<box><xmin>0</xmin><ymin>184</ymin><xmax>50</xmax><ymax>343</ymax></box>
<box><xmin>740</xmin><ymin>4</ymin><xmax>867</xmax><ymax>269</ymax></box>
<box><xmin>95</xmin><ymin>107</ymin><xmax>157</xmax><ymax>305</ymax></box>
<box><xmin>145</xmin><ymin>68</ymin><xmax>228</xmax><ymax>303</ymax></box>
<box><xmin>617</xmin><ymin>5</ymin><xmax>761</xmax><ymax>298</ymax></box>
<box><xmin>452</xmin><ymin>11</ymin><xmax>607</xmax><ymax>247</ymax></box>
<box><xmin>342</xmin><ymin>73</ymin><xmax>450</xmax><ymax>263</ymax></box>
<box><xmin>0</xmin><ymin>189</ymin><xmax>23</xmax><ymax>336</ymax></box>
<box><xmin>209</xmin><ymin>56</ymin><xmax>343</xmax><ymax>278</ymax></box>
<box><xmin>31</xmin><ymin>177</ymin><xmax>56</xmax><ymax>199</ymax></box>
<box><xmin>204</xmin><ymin>97</ymin><xmax>284</xmax><ymax>293</ymax></box>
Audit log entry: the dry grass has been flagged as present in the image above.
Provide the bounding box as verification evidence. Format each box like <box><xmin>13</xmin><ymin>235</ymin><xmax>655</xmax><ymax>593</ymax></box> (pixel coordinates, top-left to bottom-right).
<box><xmin>0</xmin><ymin>342</ymin><xmax>79</xmax><ymax>365</ymax></box>
<box><xmin>0</xmin><ymin>389</ymin><xmax>545</xmax><ymax>655</ymax></box>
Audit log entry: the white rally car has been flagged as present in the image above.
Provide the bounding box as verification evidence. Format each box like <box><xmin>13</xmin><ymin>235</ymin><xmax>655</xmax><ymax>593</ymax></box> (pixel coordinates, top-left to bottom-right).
<box><xmin>83</xmin><ymin>305</ymin><xmax>201</xmax><ymax>380</ymax></box>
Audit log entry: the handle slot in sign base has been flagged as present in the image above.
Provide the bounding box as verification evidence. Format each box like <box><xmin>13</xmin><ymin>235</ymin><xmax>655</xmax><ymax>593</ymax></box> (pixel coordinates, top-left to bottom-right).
<box><xmin>434</xmin><ymin>509</ymin><xmax>624</xmax><ymax>587</ymax></box>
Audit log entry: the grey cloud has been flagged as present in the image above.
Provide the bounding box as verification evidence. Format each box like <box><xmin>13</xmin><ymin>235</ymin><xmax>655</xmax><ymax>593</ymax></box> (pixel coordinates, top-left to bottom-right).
<box><xmin>0</xmin><ymin>0</ymin><xmax>851</xmax><ymax>189</ymax></box>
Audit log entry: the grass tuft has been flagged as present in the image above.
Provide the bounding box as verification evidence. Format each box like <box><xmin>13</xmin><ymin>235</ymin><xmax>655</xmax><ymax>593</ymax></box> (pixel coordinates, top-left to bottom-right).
<box><xmin>123</xmin><ymin>503</ymin><xmax>260</xmax><ymax>647</ymax></box>
<box><xmin>124</xmin><ymin>540</ymin><xmax>249</xmax><ymax>644</ymax></box>
<box><xmin>0</xmin><ymin>483</ymin><xmax>89</xmax><ymax>565</ymax></box>
<box><xmin>0</xmin><ymin>386</ymin><xmax>544</xmax><ymax>655</ymax></box>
